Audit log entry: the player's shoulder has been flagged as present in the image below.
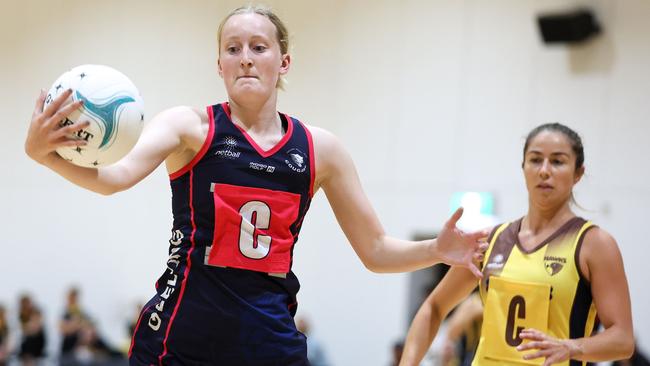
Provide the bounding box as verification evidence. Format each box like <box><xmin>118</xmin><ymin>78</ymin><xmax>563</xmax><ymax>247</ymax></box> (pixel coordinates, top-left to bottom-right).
<box><xmin>484</xmin><ymin>220</ymin><xmax>514</xmax><ymax>241</ymax></box>
<box><xmin>302</xmin><ymin>124</ymin><xmax>333</xmax><ymax>137</ymax></box>
<box><xmin>580</xmin><ymin>223</ymin><xmax>619</xmax><ymax>261</ymax></box>
<box><xmin>299</xmin><ymin>125</ymin><xmax>349</xmax><ymax>184</ymax></box>
<box><xmin>302</xmin><ymin>124</ymin><xmax>342</xmax><ymax>151</ymax></box>
<box><xmin>150</xmin><ymin>106</ymin><xmax>207</xmax><ymax>135</ymax></box>
<box><xmin>156</xmin><ymin>105</ymin><xmax>207</xmax><ymax>123</ymax></box>
<box><xmin>146</xmin><ymin>106</ymin><xmax>209</xmax><ymax>153</ymax></box>
<box><xmin>582</xmin><ymin>224</ymin><xmax>616</xmax><ymax>247</ymax></box>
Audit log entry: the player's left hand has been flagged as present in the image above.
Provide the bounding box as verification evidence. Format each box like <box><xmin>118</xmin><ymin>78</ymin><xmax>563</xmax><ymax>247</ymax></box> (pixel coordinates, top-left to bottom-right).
<box><xmin>517</xmin><ymin>328</ymin><xmax>581</xmax><ymax>366</ymax></box>
<box><xmin>435</xmin><ymin>207</ymin><xmax>489</xmax><ymax>278</ymax></box>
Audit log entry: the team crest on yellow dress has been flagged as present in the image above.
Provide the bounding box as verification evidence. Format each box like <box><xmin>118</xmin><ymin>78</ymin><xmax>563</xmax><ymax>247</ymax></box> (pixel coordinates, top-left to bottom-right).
<box><xmin>544</xmin><ymin>255</ymin><xmax>566</xmax><ymax>276</ymax></box>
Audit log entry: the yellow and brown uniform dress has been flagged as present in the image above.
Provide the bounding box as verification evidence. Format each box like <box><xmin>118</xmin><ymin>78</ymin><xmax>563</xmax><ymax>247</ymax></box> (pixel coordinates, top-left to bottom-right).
<box><xmin>472</xmin><ymin>217</ymin><xmax>597</xmax><ymax>366</ymax></box>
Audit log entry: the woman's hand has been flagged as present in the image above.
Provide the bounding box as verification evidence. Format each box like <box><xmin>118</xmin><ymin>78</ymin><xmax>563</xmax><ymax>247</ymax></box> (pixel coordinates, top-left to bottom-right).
<box><xmin>435</xmin><ymin>207</ymin><xmax>489</xmax><ymax>277</ymax></box>
<box><xmin>25</xmin><ymin>89</ymin><xmax>89</xmax><ymax>165</ymax></box>
<box><xmin>517</xmin><ymin>328</ymin><xmax>582</xmax><ymax>366</ymax></box>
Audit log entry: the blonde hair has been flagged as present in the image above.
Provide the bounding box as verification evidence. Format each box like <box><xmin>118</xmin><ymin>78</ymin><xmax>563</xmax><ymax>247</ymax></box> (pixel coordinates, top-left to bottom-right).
<box><xmin>217</xmin><ymin>5</ymin><xmax>290</xmax><ymax>89</ymax></box>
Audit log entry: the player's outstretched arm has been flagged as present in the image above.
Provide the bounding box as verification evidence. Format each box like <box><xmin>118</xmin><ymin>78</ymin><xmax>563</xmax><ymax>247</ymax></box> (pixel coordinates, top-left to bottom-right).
<box><xmin>311</xmin><ymin>126</ymin><xmax>488</xmax><ymax>274</ymax></box>
<box><xmin>399</xmin><ymin>267</ymin><xmax>478</xmax><ymax>366</ymax></box>
<box><xmin>517</xmin><ymin>227</ymin><xmax>634</xmax><ymax>365</ymax></box>
<box><xmin>25</xmin><ymin>89</ymin><xmax>196</xmax><ymax>195</ymax></box>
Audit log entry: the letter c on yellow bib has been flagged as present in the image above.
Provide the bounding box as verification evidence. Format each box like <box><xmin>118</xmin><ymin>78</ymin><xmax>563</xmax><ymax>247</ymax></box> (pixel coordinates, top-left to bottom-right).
<box><xmin>482</xmin><ymin>276</ymin><xmax>551</xmax><ymax>365</ymax></box>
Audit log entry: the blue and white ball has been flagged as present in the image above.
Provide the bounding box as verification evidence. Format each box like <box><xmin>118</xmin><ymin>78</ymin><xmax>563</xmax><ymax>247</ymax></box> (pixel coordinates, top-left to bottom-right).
<box><xmin>44</xmin><ymin>64</ymin><xmax>144</xmax><ymax>167</ymax></box>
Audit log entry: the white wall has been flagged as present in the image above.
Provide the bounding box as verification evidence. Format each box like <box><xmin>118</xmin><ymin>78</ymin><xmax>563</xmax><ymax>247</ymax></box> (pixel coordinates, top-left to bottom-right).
<box><xmin>1</xmin><ymin>1</ymin><xmax>648</xmax><ymax>365</ymax></box>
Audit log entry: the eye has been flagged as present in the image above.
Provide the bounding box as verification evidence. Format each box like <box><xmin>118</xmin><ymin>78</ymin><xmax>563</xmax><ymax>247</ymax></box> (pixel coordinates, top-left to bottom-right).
<box><xmin>529</xmin><ymin>157</ymin><xmax>542</xmax><ymax>164</ymax></box>
<box><xmin>253</xmin><ymin>44</ymin><xmax>267</xmax><ymax>52</ymax></box>
<box><xmin>552</xmin><ymin>159</ymin><xmax>565</xmax><ymax>165</ymax></box>
<box><xmin>226</xmin><ymin>46</ymin><xmax>240</xmax><ymax>54</ymax></box>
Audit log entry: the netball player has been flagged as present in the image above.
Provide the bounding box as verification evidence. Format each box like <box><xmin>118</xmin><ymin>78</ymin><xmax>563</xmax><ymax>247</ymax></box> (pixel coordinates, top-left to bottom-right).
<box><xmin>25</xmin><ymin>6</ymin><xmax>488</xmax><ymax>366</ymax></box>
<box><xmin>399</xmin><ymin>123</ymin><xmax>634</xmax><ymax>366</ymax></box>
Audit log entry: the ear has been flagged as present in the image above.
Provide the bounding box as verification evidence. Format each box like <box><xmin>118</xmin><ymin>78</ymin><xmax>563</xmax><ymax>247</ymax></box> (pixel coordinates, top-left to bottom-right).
<box><xmin>217</xmin><ymin>58</ymin><xmax>223</xmax><ymax>78</ymax></box>
<box><xmin>279</xmin><ymin>53</ymin><xmax>291</xmax><ymax>75</ymax></box>
<box><xmin>574</xmin><ymin>165</ymin><xmax>585</xmax><ymax>184</ymax></box>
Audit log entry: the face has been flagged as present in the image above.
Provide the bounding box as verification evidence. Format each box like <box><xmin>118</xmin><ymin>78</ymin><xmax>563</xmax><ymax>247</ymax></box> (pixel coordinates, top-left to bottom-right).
<box><xmin>523</xmin><ymin>130</ymin><xmax>584</xmax><ymax>209</ymax></box>
<box><xmin>218</xmin><ymin>13</ymin><xmax>290</xmax><ymax>104</ymax></box>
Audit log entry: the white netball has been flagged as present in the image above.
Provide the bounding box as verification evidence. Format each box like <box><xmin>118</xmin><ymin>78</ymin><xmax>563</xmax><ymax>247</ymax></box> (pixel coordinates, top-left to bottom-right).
<box><xmin>44</xmin><ymin>64</ymin><xmax>144</xmax><ymax>167</ymax></box>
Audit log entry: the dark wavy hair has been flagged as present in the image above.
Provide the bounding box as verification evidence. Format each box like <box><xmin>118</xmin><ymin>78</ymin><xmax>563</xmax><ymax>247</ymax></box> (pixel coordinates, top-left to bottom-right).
<box><xmin>523</xmin><ymin>122</ymin><xmax>584</xmax><ymax>171</ymax></box>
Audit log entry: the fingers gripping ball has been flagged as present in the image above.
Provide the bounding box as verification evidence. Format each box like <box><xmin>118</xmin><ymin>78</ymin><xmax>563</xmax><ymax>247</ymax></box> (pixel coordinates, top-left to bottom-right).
<box><xmin>44</xmin><ymin>65</ymin><xmax>144</xmax><ymax>167</ymax></box>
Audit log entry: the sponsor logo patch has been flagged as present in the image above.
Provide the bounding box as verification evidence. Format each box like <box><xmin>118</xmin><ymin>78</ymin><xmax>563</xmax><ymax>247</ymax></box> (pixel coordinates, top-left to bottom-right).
<box><xmin>249</xmin><ymin>161</ymin><xmax>276</xmax><ymax>173</ymax></box>
<box><xmin>215</xmin><ymin>136</ymin><xmax>241</xmax><ymax>159</ymax></box>
<box><xmin>486</xmin><ymin>253</ymin><xmax>505</xmax><ymax>270</ymax></box>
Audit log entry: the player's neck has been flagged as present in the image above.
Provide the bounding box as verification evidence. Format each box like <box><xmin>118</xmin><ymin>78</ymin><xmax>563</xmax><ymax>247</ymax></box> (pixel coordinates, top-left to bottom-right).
<box><xmin>228</xmin><ymin>94</ymin><xmax>282</xmax><ymax>135</ymax></box>
<box><xmin>523</xmin><ymin>201</ymin><xmax>574</xmax><ymax>234</ymax></box>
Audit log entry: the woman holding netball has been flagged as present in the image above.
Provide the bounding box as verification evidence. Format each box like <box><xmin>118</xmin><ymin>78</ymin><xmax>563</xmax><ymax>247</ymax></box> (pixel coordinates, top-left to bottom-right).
<box><xmin>25</xmin><ymin>5</ymin><xmax>488</xmax><ymax>365</ymax></box>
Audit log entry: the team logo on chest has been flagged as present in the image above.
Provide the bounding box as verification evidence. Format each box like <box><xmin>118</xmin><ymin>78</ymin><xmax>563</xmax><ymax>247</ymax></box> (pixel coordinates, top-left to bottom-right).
<box><xmin>215</xmin><ymin>136</ymin><xmax>241</xmax><ymax>159</ymax></box>
<box><xmin>544</xmin><ymin>255</ymin><xmax>566</xmax><ymax>276</ymax></box>
<box><xmin>284</xmin><ymin>148</ymin><xmax>307</xmax><ymax>173</ymax></box>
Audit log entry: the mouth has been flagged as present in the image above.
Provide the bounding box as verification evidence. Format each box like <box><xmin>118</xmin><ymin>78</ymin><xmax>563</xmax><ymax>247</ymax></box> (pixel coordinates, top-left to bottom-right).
<box><xmin>237</xmin><ymin>75</ymin><xmax>258</xmax><ymax>80</ymax></box>
<box><xmin>537</xmin><ymin>183</ymin><xmax>553</xmax><ymax>190</ymax></box>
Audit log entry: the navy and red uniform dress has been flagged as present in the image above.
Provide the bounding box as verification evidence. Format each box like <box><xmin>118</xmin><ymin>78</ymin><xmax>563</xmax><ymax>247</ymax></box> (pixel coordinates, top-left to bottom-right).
<box><xmin>129</xmin><ymin>103</ymin><xmax>315</xmax><ymax>366</ymax></box>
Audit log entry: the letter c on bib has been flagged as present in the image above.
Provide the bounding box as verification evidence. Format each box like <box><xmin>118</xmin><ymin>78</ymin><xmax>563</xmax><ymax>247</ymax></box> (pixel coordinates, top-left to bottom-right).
<box><xmin>505</xmin><ymin>295</ymin><xmax>526</xmax><ymax>346</ymax></box>
<box><xmin>239</xmin><ymin>201</ymin><xmax>272</xmax><ymax>259</ymax></box>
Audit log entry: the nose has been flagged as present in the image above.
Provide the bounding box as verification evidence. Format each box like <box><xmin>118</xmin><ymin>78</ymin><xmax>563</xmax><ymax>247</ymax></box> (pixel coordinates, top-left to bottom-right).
<box><xmin>539</xmin><ymin>159</ymin><xmax>551</xmax><ymax>179</ymax></box>
<box><xmin>240</xmin><ymin>48</ymin><xmax>253</xmax><ymax>67</ymax></box>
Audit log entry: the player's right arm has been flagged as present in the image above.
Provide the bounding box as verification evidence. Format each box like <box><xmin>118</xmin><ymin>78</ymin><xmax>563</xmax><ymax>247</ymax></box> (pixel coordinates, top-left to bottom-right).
<box><xmin>399</xmin><ymin>267</ymin><xmax>479</xmax><ymax>366</ymax></box>
<box><xmin>25</xmin><ymin>89</ymin><xmax>201</xmax><ymax>195</ymax></box>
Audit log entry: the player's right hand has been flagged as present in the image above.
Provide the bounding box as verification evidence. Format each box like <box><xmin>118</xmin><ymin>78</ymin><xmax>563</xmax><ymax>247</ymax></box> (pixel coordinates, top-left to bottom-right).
<box><xmin>25</xmin><ymin>89</ymin><xmax>88</xmax><ymax>165</ymax></box>
<box><xmin>435</xmin><ymin>207</ymin><xmax>490</xmax><ymax>278</ymax></box>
